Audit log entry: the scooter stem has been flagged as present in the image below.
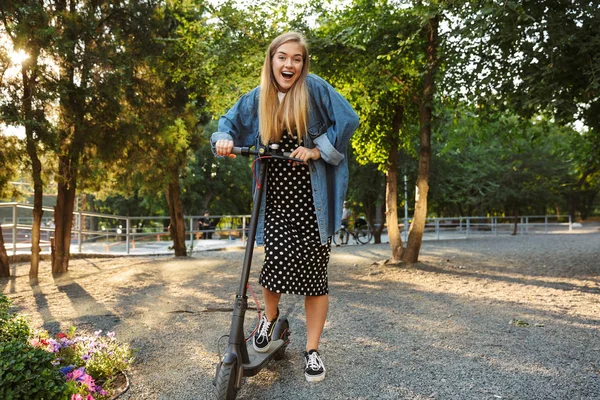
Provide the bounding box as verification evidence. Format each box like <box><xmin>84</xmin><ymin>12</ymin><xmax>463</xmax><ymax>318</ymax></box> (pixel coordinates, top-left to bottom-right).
<box><xmin>227</xmin><ymin>156</ymin><xmax>270</xmax><ymax>348</ymax></box>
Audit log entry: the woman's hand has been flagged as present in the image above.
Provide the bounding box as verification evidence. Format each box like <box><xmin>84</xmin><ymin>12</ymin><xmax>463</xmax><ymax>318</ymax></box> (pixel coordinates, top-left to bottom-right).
<box><xmin>289</xmin><ymin>146</ymin><xmax>320</xmax><ymax>164</ymax></box>
<box><xmin>215</xmin><ymin>139</ymin><xmax>235</xmax><ymax>158</ymax></box>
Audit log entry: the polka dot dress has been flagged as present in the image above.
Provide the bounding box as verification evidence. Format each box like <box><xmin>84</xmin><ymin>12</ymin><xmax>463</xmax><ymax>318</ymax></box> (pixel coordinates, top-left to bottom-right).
<box><xmin>259</xmin><ymin>133</ymin><xmax>331</xmax><ymax>296</ymax></box>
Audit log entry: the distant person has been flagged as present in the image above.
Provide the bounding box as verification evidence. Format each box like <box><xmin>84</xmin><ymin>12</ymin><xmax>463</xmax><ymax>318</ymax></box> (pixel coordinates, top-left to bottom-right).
<box><xmin>199</xmin><ymin>210</ymin><xmax>212</xmax><ymax>239</ymax></box>
<box><xmin>47</xmin><ymin>220</ymin><xmax>55</xmax><ymax>241</ymax></box>
<box><xmin>339</xmin><ymin>201</ymin><xmax>351</xmax><ymax>245</ymax></box>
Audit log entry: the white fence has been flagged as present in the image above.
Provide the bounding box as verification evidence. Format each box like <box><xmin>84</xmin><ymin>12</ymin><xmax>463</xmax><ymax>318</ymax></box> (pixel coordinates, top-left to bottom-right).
<box><xmin>0</xmin><ymin>202</ymin><xmax>573</xmax><ymax>256</ymax></box>
<box><xmin>0</xmin><ymin>202</ymin><xmax>250</xmax><ymax>256</ymax></box>
<box><xmin>404</xmin><ymin>215</ymin><xmax>573</xmax><ymax>242</ymax></box>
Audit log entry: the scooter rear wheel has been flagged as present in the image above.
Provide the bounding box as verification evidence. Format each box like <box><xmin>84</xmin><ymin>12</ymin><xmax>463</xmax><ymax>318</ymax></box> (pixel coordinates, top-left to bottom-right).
<box><xmin>214</xmin><ymin>362</ymin><xmax>238</xmax><ymax>400</ymax></box>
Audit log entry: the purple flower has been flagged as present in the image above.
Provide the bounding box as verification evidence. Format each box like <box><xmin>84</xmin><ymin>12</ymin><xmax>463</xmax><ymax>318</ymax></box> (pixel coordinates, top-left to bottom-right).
<box><xmin>47</xmin><ymin>339</ymin><xmax>61</xmax><ymax>353</ymax></box>
<box><xmin>60</xmin><ymin>365</ymin><xmax>76</xmax><ymax>375</ymax></box>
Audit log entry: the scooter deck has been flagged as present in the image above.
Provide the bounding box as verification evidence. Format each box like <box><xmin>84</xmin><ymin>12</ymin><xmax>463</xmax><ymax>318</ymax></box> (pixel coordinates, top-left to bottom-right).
<box><xmin>243</xmin><ymin>339</ymin><xmax>286</xmax><ymax>377</ymax></box>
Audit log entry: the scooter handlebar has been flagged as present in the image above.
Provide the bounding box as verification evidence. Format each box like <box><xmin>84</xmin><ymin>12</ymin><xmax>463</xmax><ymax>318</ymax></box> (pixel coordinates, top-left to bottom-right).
<box><xmin>232</xmin><ymin>146</ymin><xmax>302</xmax><ymax>162</ymax></box>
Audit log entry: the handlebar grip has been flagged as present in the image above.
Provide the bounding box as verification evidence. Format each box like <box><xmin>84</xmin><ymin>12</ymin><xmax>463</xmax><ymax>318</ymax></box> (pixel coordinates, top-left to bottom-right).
<box><xmin>232</xmin><ymin>147</ymin><xmax>255</xmax><ymax>157</ymax></box>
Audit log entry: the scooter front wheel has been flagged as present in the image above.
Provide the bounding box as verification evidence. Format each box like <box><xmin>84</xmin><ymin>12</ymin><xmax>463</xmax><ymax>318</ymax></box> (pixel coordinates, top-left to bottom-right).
<box><xmin>214</xmin><ymin>361</ymin><xmax>238</xmax><ymax>400</ymax></box>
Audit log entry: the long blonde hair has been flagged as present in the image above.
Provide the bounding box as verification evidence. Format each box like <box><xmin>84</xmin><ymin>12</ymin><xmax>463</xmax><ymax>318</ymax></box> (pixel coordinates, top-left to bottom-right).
<box><xmin>259</xmin><ymin>32</ymin><xmax>310</xmax><ymax>145</ymax></box>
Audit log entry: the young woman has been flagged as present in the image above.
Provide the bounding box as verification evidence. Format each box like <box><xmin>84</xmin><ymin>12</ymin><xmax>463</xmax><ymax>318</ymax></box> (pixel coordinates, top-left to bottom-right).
<box><xmin>212</xmin><ymin>32</ymin><xmax>359</xmax><ymax>382</ymax></box>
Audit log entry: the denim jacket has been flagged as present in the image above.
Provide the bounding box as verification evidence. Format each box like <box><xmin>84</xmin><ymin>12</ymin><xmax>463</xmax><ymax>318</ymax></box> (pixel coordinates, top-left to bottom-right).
<box><xmin>211</xmin><ymin>74</ymin><xmax>359</xmax><ymax>245</ymax></box>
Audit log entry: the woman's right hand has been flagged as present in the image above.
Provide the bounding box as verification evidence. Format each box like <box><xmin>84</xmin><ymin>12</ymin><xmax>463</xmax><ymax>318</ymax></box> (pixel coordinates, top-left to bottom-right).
<box><xmin>215</xmin><ymin>139</ymin><xmax>235</xmax><ymax>157</ymax></box>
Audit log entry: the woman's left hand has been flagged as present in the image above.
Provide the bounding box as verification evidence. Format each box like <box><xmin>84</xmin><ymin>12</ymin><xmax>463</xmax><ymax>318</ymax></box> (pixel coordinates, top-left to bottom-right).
<box><xmin>289</xmin><ymin>146</ymin><xmax>321</xmax><ymax>164</ymax></box>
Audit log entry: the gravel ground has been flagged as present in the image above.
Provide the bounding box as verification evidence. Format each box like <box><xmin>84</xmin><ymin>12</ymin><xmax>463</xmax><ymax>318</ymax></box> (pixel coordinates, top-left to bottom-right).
<box><xmin>2</xmin><ymin>229</ymin><xmax>600</xmax><ymax>400</ymax></box>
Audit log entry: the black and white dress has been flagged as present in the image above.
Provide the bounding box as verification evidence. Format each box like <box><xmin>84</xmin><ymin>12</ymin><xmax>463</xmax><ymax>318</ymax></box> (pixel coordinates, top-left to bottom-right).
<box><xmin>259</xmin><ymin>133</ymin><xmax>331</xmax><ymax>296</ymax></box>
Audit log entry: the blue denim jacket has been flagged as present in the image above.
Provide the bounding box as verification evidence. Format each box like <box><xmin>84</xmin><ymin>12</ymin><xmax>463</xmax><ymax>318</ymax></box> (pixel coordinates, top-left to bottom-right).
<box><xmin>211</xmin><ymin>74</ymin><xmax>359</xmax><ymax>245</ymax></box>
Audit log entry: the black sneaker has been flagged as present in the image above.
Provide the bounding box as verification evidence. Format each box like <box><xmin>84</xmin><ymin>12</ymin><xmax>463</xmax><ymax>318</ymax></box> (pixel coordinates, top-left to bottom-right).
<box><xmin>304</xmin><ymin>349</ymin><xmax>326</xmax><ymax>382</ymax></box>
<box><xmin>253</xmin><ymin>308</ymin><xmax>279</xmax><ymax>353</ymax></box>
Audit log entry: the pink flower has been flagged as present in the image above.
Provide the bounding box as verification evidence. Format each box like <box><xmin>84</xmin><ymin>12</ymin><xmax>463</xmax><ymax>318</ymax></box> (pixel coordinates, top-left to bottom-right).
<box><xmin>72</xmin><ymin>394</ymin><xmax>83</xmax><ymax>400</ymax></box>
<box><xmin>66</xmin><ymin>367</ymin><xmax>85</xmax><ymax>381</ymax></box>
<box><xmin>81</xmin><ymin>373</ymin><xmax>96</xmax><ymax>389</ymax></box>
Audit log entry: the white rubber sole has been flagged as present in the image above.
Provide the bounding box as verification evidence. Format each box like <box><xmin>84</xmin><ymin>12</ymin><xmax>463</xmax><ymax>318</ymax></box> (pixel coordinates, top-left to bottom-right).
<box><xmin>252</xmin><ymin>339</ymin><xmax>272</xmax><ymax>353</ymax></box>
<box><xmin>305</xmin><ymin>371</ymin><xmax>326</xmax><ymax>382</ymax></box>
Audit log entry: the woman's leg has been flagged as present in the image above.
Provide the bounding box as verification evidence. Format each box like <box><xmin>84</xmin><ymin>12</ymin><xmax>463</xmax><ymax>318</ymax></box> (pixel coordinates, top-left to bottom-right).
<box><xmin>305</xmin><ymin>294</ymin><xmax>329</xmax><ymax>351</ymax></box>
<box><xmin>263</xmin><ymin>287</ymin><xmax>281</xmax><ymax>321</ymax></box>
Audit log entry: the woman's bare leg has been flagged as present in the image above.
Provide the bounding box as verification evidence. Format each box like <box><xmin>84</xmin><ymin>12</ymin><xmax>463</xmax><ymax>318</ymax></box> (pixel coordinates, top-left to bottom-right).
<box><xmin>262</xmin><ymin>287</ymin><xmax>281</xmax><ymax>321</ymax></box>
<box><xmin>305</xmin><ymin>294</ymin><xmax>328</xmax><ymax>351</ymax></box>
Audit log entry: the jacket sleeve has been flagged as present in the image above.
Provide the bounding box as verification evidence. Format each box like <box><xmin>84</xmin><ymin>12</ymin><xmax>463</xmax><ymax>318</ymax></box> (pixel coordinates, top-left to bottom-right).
<box><xmin>307</xmin><ymin>75</ymin><xmax>359</xmax><ymax>166</ymax></box>
<box><xmin>211</xmin><ymin>88</ymin><xmax>260</xmax><ymax>156</ymax></box>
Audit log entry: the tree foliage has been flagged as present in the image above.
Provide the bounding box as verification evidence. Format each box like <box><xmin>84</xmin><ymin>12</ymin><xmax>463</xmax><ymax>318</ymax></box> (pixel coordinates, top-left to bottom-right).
<box><xmin>444</xmin><ymin>0</ymin><xmax>600</xmax><ymax>219</ymax></box>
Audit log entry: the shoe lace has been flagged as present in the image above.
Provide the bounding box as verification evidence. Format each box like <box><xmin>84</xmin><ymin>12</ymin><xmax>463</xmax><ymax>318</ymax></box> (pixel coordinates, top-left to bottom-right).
<box><xmin>257</xmin><ymin>316</ymin><xmax>272</xmax><ymax>341</ymax></box>
<box><xmin>306</xmin><ymin>352</ymin><xmax>323</xmax><ymax>371</ymax></box>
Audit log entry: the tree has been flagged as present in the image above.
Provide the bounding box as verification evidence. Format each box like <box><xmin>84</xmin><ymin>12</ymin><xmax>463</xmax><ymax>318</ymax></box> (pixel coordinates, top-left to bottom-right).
<box><xmin>309</xmin><ymin>0</ymin><xmax>441</xmax><ymax>263</ymax></box>
<box><xmin>1</xmin><ymin>2</ymin><xmax>52</xmax><ymax>279</ymax></box>
<box><xmin>429</xmin><ymin>105</ymin><xmax>576</xmax><ymax>220</ymax></box>
<box><xmin>401</xmin><ymin>10</ymin><xmax>439</xmax><ymax>263</ymax></box>
<box><xmin>345</xmin><ymin>150</ymin><xmax>386</xmax><ymax>244</ymax></box>
<box><xmin>0</xmin><ymin>136</ymin><xmax>21</xmax><ymax>277</ymax></box>
<box><xmin>446</xmin><ymin>0</ymin><xmax>600</xmax><ymax>220</ymax></box>
<box><xmin>42</xmin><ymin>0</ymin><xmax>159</xmax><ymax>272</ymax></box>
<box><xmin>181</xmin><ymin>121</ymin><xmax>253</xmax><ymax>216</ymax></box>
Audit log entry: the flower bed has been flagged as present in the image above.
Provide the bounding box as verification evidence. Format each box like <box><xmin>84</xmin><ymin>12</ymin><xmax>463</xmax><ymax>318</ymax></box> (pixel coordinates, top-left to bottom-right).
<box><xmin>0</xmin><ymin>294</ymin><xmax>133</xmax><ymax>400</ymax></box>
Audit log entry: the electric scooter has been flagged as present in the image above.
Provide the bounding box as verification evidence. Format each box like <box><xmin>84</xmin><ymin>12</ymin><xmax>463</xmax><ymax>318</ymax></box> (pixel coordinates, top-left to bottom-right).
<box><xmin>213</xmin><ymin>144</ymin><xmax>301</xmax><ymax>400</ymax></box>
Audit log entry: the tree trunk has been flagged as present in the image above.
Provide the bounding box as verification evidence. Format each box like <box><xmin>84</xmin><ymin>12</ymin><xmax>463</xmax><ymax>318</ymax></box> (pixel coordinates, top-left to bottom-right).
<box><xmin>29</xmin><ymin>167</ymin><xmax>43</xmax><ymax>280</ymax></box>
<box><xmin>401</xmin><ymin>14</ymin><xmax>439</xmax><ymax>264</ymax></box>
<box><xmin>0</xmin><ymin>227</ymin><xmax>10</xmax><ymax>278</ymax></box>
<box><xmin>512</xmin><ymin>209</ymin><xmax>519</xmax><ymax>235</ymax></box>
<box><xmin>52</xmin><ymin>154</ymin><xmax>78</xmax><ymax>273</ymax></box>
<box><xmin>387</xmin><ymin>105</ymin><xmax>404</xmax><ymax>262</ymax></box>
<box><xmin>22</xmin><ymin>63</ymin><xmax>44</xmax><ymax>280</ymax></box>
<box><xmin>166</xmin><ymin>169</ymin><xmax>187</xmax><ymax>257</ymax></box>
<box><xmin>367</xmin><ymin>200</ymin><xmax>386</xmax><ymax>245</ymax></box>
<box><xmin>375</xmin><ymin>201</ymin><xmax>386</xmax><ymax>244</ymax></box>
<box><xmin>363</xmin><ymin>182</ymin><xmax>385</xmax><ymax>244</ymax></box>
<box><xmin>201</xmin><ymin>191</ymin><xmax>214</xmax><ymax>215</ymax></box>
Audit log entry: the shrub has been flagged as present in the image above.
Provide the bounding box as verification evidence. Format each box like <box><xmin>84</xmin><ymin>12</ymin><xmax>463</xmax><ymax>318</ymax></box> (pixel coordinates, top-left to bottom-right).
<box><xmin>0</xmin><ymin>295</ymin><xmax>30</xmax><ymax>344</ymax></box>
<box><xmin>0</xmin><ymin>340</ymin><xmax>68</xmax><ymax>400</ymax></box>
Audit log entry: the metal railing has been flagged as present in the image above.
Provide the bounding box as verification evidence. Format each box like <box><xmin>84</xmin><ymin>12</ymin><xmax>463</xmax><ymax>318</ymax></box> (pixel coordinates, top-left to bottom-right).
<box><xmin>0</xmin><ymin>202</ymin><xmax>573</xmax><ymax>256</ymax></box>
<box><xmin>400</xmin><ymin>215</ymin><xmax>572</xmax><ymax>242</ymax></box>
<box><xmin>0</xmin><ymin>202</ymin><xmax>250</xmax><ymax>256</ymax></box>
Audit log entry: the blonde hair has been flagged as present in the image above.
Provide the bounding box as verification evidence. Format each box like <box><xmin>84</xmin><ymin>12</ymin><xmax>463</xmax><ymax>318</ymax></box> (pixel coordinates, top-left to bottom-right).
<box><xmin>259</xmin><ymin>32</ymin><xmax>310</xmax><ymax>145</ymax></box>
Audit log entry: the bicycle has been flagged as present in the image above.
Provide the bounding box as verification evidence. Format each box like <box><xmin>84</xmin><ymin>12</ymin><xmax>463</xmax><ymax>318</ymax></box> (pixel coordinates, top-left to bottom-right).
<box><xmin>333</xmin><ymin>218</ymin><xmax>372</xmax><ymax>245</ymax></box>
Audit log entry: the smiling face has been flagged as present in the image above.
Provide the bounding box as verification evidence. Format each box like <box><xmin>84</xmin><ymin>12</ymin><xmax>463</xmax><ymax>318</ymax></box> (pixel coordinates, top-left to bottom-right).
<box><xmin>271</xmin><ymin>41</ymin><xmax>305</xmax><ymax>93</ymax></box>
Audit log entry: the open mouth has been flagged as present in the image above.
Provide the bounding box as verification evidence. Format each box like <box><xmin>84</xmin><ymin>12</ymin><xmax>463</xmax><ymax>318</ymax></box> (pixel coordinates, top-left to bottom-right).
<box><xmin>281</xmin><ymin>71</ymin><xmax>294</xmax><ymax>79</ymax></box>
